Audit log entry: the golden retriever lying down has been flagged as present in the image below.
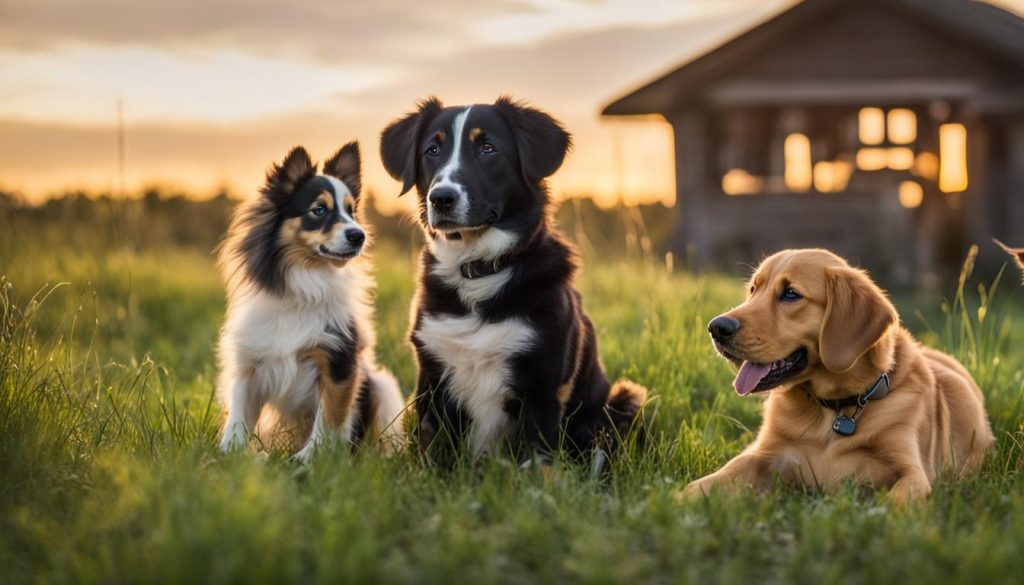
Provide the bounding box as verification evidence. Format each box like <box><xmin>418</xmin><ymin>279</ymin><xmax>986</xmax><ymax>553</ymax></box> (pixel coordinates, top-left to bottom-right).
<box><xmin>683</xmin><ymin>249</ymin><xmax>994</xmax><ymax>503</ymax></box>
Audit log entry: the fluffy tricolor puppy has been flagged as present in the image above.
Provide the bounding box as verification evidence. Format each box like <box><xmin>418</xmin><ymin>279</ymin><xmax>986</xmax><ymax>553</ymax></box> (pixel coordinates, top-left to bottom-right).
<box><xmin>216</xmin><ymin>143</ymin><xmax>404</xmax><ymax>460</ymax></box>
<box><xmin>380</xmin><ymin>97</ymin><xmax>646</xmax><ymax>462</ymax></box>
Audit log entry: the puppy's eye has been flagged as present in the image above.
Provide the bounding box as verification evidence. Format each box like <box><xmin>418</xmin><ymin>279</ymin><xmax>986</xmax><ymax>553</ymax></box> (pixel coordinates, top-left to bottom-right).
<box><xmin>344</xmin><ymin>203</ymin><xmax>354</xmax><ymax>216</ymax></box>
<box><xmin>481</xmin><ymin>142</ymin><xmax>497</xmax><ymax>155</ymax></box>
<box><xmin>425</xmin><ymin>144</ymin><xmax>440</xmax><ymax>157</ymax></box>
<box><xmin>779</xmin><ymin>287</ymin><xmax>802</xmax><ymax>302</ymax></box>
<box><xmin>310</xmin><ymin>205</ymin><xmax>327</xmax><ymax>217</ymax></box>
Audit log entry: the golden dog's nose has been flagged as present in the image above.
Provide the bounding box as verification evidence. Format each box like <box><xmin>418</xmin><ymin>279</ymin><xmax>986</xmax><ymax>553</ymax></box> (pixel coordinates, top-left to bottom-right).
<box><xmin>708</xmin><ymin>315</ymin><xmax>740</xmax><ymax>341</ymax></box>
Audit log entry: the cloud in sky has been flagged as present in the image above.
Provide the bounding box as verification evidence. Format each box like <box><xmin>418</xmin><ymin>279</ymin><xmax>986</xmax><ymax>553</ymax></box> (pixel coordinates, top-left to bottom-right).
<box><xmin>3</xmin><ymin>0</ymin><xmax>1022</xmax><ymax>211</ymax></box>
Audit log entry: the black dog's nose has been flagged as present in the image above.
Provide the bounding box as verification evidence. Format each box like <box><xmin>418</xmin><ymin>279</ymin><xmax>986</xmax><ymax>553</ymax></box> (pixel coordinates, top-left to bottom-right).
<box><xmin>429</xmin><ymin>188</ymin><xmax>458</xmax><ymax>213</ymax></box>
<box><xmin>345</xmin><ymin>229</ymin><xmax>365</xmax><ymax>246</ymax></box>
<box><xmin>708</xmin><ymin>315</ymin><xmax>740</xmax><ymax>341</ymax></box>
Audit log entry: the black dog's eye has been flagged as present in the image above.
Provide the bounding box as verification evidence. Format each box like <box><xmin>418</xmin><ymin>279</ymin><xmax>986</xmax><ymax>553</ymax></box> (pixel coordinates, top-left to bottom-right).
<box><xmin>425</xmin><ymin>144</ymin><xmax>440</xmax><ymax>157</ymax></box>
<box><xmin>779</xmin><ymin>287</ymin><xmax>802</xmax><ymax>302</ymax></box>
<box><xmin>310</xmin><ymin>205</ymin><xmax>327</xmax><ymax>217</ymax></box>
<box><xmin>481</xmin><ymin>142</ymin><xmax>497</xmax><ymax>155</ymax></box>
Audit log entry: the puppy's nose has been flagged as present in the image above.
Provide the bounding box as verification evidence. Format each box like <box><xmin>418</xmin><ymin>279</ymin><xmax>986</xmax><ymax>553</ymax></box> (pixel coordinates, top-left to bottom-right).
<box><xmin>345</xmin><ymin>229</ymin><xmax>365</xmax><ymax>246</ymax></box>
<box><xmin>708</xmin><ymin>315</ymin><xmax>740</xmax><ymax>341</ymax></box>
<box><xmin>429</xmin><ymin>188</ymin><xmax>458</xmax><ymax>213</ymax></box>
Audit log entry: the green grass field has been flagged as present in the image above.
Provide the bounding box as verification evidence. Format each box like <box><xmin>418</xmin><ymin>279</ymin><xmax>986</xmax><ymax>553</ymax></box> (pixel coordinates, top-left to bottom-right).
<box><xmin>2</xmin><ymin>213</ymin><xmax>1024</xmax><ymax>584</ymax></box>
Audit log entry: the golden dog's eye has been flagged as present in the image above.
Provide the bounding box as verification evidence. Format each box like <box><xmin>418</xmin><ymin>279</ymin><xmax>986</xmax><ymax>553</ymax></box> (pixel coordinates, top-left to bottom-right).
<box><xmin>779</xmin><ymin>287</ymin><xmax>802</xmax><ymax>302</ymax></box>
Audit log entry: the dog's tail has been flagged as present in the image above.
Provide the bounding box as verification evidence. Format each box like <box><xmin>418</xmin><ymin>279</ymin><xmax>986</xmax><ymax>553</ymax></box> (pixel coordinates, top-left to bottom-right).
<box><xmin>604</xmin><ymin>379</ymin><xmax>648</xmax><ymax>432</ymax></box>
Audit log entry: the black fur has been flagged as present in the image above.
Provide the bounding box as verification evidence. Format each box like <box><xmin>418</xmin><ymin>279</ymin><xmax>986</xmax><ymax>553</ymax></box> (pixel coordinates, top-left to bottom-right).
<box><xmin>381</xmin><ymin>97</ymin><xmax>645</xmax><ymax>461</ymax></box>
<box><xmin>323</xmin><ymin>141</ymin><xmax>362</xmax><ymax>197</ymax></box>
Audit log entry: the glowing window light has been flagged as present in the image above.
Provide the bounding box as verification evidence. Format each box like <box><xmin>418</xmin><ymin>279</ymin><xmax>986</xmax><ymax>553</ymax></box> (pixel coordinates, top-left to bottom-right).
<box><xmin>887</xmin><ymin>109</ymin><xmax>917</xmax><ymax>144</ymax></box>
<box><xmin>939</xmin><ymin>123</ymin><xmax>968</xmax><ymax>193</ymax></box>
<box><xmin>914</xmin><ymin>152</ymin><xmax>939</xmax><ymax>181</ymax></box>
<box><xmin>813</xmin><ymin>160</ymin><xmax>853</xmax><ymax>192</ymax></box>
<box><xmin>887</xmin><ymin>147</ymin><xmax>914</xmax><ymax>170</ymax></box>
<box><xmin>899</xmin><ymin>181</ymin><xmax>923</xmax><ymax>208</ymax></box>
<box><xmin>857</xmin><ymin>147</ymin><xmax>887</xmax><ymax>171</ymax></box>
<box><xmin>814</xmin><ymin>162</ymin><xmax>837</xmax><ymax>192</ymax></box>
<box><xmin>859</xmin><ymin>107</ymin><xmax>885</xmax><ymax>145</ymax></box>
<box><xmin>722</xmin><ymin>168</ymin><xmax>763</xmax><ymax>195</ymax></box>
<box><xmin>784</xmin><ymin>133</ymin><xmax>812</xmax><ymax>192</ymax></box>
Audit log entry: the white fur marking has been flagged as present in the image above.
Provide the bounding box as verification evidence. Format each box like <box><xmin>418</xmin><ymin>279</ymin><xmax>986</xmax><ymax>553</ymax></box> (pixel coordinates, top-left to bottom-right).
<box><xmin>429</xmin><ymin>227</ymin><xmax>519</xmax><ymax>306</ymax></box>
<box><xmin>415</xmin><ymin>313</ymin><xmax>536</xmax><ymax>457</ymax></box>
<box><xmin>217</xmin><ymin>261</ymin><xmax>373</xmax><ymax>450</ymax></box>
<box><xmin>428</xmin><ymin>106</ymin><xmax>472</xmax><ymax>226</ymax></box>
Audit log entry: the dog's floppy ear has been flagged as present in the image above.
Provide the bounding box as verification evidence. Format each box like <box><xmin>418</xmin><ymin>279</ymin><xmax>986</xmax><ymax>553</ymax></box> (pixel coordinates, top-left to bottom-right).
<box><xmin>819</xmin><ymin>266</ymin><xmax>898</xmax><ymax>373</ymax></box>
<box><xmin>380</xmin><ymin>97</ymin><xmax>444</xmax><ymax>196</ymax></box>
<box><xmin>262</xmin><ymin>146</ymin><xmax>315</xmax><ymax>205</ymax></box>
<box><xmin>493</xmin><ymin>95</ymin><xmax>572</xmax><ymax>185</ymax></box>
<box><xmin>323</xmin><ymin>141</ymin><xmax>361</xmax><ymax>197</ymax></box>
<box><xmin>994</xmin><ymin>239</ymin><xmax>1024</xmax><ymax>281</ymax></box>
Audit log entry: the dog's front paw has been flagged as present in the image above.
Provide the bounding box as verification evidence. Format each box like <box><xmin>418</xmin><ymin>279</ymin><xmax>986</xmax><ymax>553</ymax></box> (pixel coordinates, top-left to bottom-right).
<box><xmin>292</xmin><ymin>442</ymin><xmax>317</xmax><ymax>464</ymax></box>
<box><xmin>675</xmin><ymin>478</ymin><xmax>714</xmax><ymax>502</ymax></box>
<box><xmin>219</xmin><ymin>435</ymin><xmax>246</xmax><ymax>454</ymax></box>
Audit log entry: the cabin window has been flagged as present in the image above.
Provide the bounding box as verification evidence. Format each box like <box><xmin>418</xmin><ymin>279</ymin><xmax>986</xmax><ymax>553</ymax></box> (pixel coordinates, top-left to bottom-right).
<box><xmin>857</xmin><ymin>107</ymin><xmax>918</xmax><ymax>171</ymax></box>
<box><xmin>813</xmin><ymin>160</ymin><xmax>852</xmax><ymax>193</ymax></box>
<box><xmin>913</xmin><ymin>152</ymin><xmax>939</xmax><ymax>181</ymax></box>
<box><xmin>784</xmin><ymin>133</ymin><xmax>812</xmax><ymax>192</ymax></box>
<box><xmin>887</xmin><ymin>109</ymin><xmax>917</xmax><ymax>144</ymax></box>
<box><xmin>856</xmin><ymin>148</ymin><xmax>887</xmax><ymax>171</ymax></box>
<box><xmin>939</xmin><ymin>123</ymin><xmax>968</xmax><ymax>193</ymax></box>
<box><xmin>898</xmin><ymin>180</ymin><xmax>923</xmax><ymax>208</ymax></box>
<box><xmin>858</xmin><ymin>108</ymin><xmax>886</xmax><ymax>145</ymax></box>
<box><xmin>722</xmin><ymin>168</ymin><xmax>763</xmax><ymax>195</ymax></box>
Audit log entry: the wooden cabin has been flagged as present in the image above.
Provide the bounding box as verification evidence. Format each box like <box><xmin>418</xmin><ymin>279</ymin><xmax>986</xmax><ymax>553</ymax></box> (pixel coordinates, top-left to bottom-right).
<box><xmin>602</xmin><ymin>0</ymin><xmax>1024</xmax><ymax>284</ymax></box>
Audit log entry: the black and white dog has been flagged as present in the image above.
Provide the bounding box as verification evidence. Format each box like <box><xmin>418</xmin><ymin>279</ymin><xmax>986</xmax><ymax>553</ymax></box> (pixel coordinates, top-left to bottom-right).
<box><xmin>217</xmin><ymin>144</ymin><xmax>404</xmax><ymax>461</ymax></box>
<box><xmin>380</xmin><ymin>96</ymin><xmax>647</xmax><ymax>461</ymax></box>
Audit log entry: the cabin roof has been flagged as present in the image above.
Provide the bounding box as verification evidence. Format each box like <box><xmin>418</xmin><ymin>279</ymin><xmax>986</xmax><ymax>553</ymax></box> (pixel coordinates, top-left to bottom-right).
<box><xmin>602</xmin><ymin>0</ymin><xmax>1024</xmax><ymax>116</ymax></box>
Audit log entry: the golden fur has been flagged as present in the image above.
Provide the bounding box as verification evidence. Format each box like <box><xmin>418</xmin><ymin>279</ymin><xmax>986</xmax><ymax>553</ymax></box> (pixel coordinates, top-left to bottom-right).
<box><xmin>683</xmin><ymin>249</ymin><xmax>994</xmax><ymax>503</ymax></box>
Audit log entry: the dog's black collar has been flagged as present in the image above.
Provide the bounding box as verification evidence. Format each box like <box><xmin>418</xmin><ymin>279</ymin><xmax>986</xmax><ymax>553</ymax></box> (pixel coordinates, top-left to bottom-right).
<box><xmin>460</xmin><ymin>255</ymin><xmax>513</xmax><ymax>280</ymax></box>
<box><xmin>815</xmin><ymin>373</ymin><xmax>891</xmax><ymax>437</ymax></box>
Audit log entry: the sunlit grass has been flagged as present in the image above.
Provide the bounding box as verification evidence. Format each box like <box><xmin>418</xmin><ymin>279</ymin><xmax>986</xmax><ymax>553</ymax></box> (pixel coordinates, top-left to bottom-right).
<box><xmin>1</xmin><ymin>233</ymin><xmax>1023</xmax><ymax>584</ymax></box>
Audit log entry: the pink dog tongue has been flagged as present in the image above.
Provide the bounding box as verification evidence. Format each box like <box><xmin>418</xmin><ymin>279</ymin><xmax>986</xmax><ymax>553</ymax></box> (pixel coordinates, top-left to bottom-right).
<box><xmin>734</xmin><ymin>361</ymin><xmax>771</xmax><ymax>395</ymax></box>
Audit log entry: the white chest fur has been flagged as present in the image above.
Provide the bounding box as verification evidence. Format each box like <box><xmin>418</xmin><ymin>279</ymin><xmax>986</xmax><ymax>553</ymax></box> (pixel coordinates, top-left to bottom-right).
<box><xmin>219</xmin><ymin>266</ymin><xmax>367</xmax><ymax>409</ymax></box>
<box><xmin>429</xmin><ymin>228</ymin><xmax>518</xmax><ymax>307</ymax></box>
<box><xmin>414</xmin><ymin>313</ymin><xmax>537</xmax><ymax>456</ymax></box>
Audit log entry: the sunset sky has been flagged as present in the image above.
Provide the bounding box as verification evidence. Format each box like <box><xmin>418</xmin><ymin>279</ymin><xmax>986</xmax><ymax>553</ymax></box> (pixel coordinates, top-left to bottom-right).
<box><xmin>2</xmin><ymin>0</ymin><xmax>1022</xmax><ymax>214</ymax></box>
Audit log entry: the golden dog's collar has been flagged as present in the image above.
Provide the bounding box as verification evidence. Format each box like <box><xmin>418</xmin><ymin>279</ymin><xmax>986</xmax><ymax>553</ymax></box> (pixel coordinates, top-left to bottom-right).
<box><xmin>816</xmin><ymin>373</ymin><xmax>891</xmax><ymax>436</ymax></box>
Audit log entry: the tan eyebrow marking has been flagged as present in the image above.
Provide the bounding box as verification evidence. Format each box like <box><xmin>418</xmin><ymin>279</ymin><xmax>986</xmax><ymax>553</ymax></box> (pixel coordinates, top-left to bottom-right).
<box><xmin>436</xmin><ymin>130</ymin><xmax>447</xmax><ymax>142</ymax></box>
<box><xmin>469</xmin><ymin>127</ymin><xmax>482</xmax><ymax>141</ymax></box>
<box><xmin>318</xmin><ymin>191</ymin><xmax>334</xmax><ymax>210</ymax></box>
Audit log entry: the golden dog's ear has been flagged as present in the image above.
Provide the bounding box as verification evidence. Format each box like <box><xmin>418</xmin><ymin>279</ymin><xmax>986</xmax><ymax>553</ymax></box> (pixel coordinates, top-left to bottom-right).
<box><xmin>820</xmin><ymin>266</ymin><xmax>898</xmax><ymax>372</ymax></box>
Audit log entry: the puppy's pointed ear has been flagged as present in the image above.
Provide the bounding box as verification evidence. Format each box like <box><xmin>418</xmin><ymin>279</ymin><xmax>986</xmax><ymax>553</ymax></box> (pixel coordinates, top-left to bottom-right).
<box><xmin>493</xmin><ymin>95</ymin><xmax>572</xmax><ymax>185</ymax></box>
<box><xmin>994</xmin><ymin>239</ymin><xmax>1024</xmax><ymax>279</ymax></box>
<box><xmin>262</xmin><ymin>146</ymin><xmax>315</xmax><ymax>204</ymax></box>
<box><xmin>819</xmin><ymin>266</ymin><xmax>898</xmax><ymax>373</ymax></box>
<box><xmin>323</xmin><ymin>141</ymin><xmax>361</xmax><ymax>197</ymax></box>
<box><xmin>380</xmin><ymin>97</ymin><xmax>444</xmax><ymax>196</ymax></box>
